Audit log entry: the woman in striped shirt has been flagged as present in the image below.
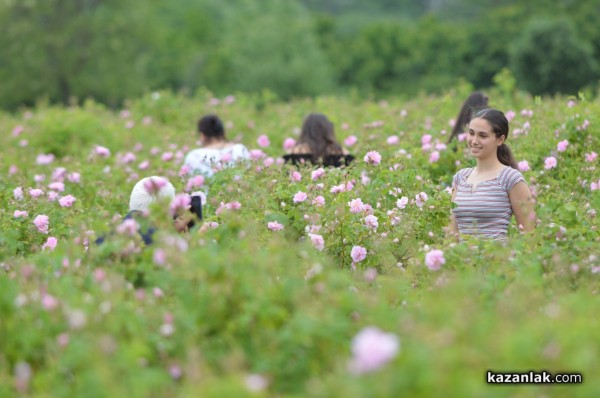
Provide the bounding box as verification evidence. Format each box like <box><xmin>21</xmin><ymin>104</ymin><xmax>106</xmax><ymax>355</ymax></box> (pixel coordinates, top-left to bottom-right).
<box><xmin>449</xmin><ymin>108</ymin><xmax>536</xmax><ymax>240</ymax></box>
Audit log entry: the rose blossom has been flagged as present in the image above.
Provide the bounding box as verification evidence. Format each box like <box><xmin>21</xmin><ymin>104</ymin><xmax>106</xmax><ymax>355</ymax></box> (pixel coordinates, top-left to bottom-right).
<box><xmin>557</xmin><ymin>140</ymin><xmax>569</xmax><ymax>152</ymax></box>
<box><xmin>348</xmin><ymin>198</ymin><xmax>365</xmax><ymax>214</ymax></box>
<box><xmin>364</xmin><ymin>215</ymin><xmax>379</xmax><ymax>230</ymax></box>
<box><xmin>517</xmin><ymin>160</ymin><xmax>530</xmax><ymax>172</ymax></box>
<box><xmin>283</xmin><ymin>138</ymin><xmax>296</xmax><ymax>150</ymax></box>
<box><xmin>312</xmin><ymin>196</ymin><xmax>325</xmax><ymax>207</ymax></box>
<box><xmin>59</xmin><ymin>195</ymin><xmax>76</xmax><ymax>208</ymax></box>
<box><xmin>309</xmin><ymin>233</ymin><xmax>325</xmax><ymax>251</ymax></box>
<box><xmin>42</xmin><ymin>237</ymin><xmax>58</xmax><ymax>251</ymax></box>
<box><xmin>415</xmin><ymin>192</ymin><xmax>428</xmax><ymax>208</ymax></box>
<box><xmin>311</xmin><ymin>168</ymin><xmax>325</xmax><ymax>180</ymax></box>
<box><xmin>544</xmin><ymin>156</ymin><xmax>557</xmax><ymax>170</ymax></box>
<box><xmin>397</xmin><ymin>197</ymin><xmax>409</xmax><ymax>209</ymax></box>
<box><xmin>293</xmin><ymin>191</ymin><xmax>308</xmax><ymax>203</ymax></box>
<box><xmin>33</xmin><ymin>215</ymin><xmax>49</xmax><ymax>234</ymax></box>
<box><xmin>14</xmin><ymin>187</ymin><xmax>24</xmax><ymax>200</ymax></box>
<box><xmin>267</xmin><ymin>221</ymin><xmax>284</xmax><ymax>231</ymax></box>
<box><xmin>29</xmin><ymin>188</ymin><xmax>44</xmax><ymax>198</ymax></box>
<box><xmin>351</xmin><ymin>246</ymin><xmax>367</xmax><ymax>263</ymax></box>
<box><xmin>344</xmin><ymin>135</ymin><xmax>358</xmax><ymax>147</ymax></box>
<box><xmin>94</xmin><ymin>145</ymin><xmax>111</xmax><ymax>157</ymax></box>
<box><xmin>348</xmin><ymin>327</ymin><xmax>399</xmax><ymax>375</ymax></box>
<box><xmin>425</xmin><ymin>249</ymin><xmax>445</xmax><ymax>271</ymax></box>
<box><xmin>364</xmin><ymin>151</ymin><xmax>382</xmax><ymax>165</ymax></box>
<box><xmin>257</xmin><ymin>134</ymin><xmax>270</xmax><ymax>148</ymax></box>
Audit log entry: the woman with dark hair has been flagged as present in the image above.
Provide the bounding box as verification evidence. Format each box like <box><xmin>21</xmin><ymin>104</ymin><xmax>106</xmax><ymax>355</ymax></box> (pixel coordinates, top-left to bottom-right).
<box><xmin>448</xmin><ymin>92</ymin><xmax>489</xmax><ymax>144</ymax></box>
<box><xmin>285</xmin><ymin>113</ymin><xmax>353</xmax><ymax>167</ymax></box>
<box><xmin>449</xmin><ymin>108</ymin><xmax>535</xmax><ymax>241</ymax></box>
<box><xmin>184</xmin><ymin>114</ymin><xmax>249</xmax><ymax>177</ymax></box>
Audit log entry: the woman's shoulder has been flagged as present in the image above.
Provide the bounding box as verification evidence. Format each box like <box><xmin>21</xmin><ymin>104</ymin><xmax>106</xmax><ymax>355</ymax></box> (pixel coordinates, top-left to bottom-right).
<box><xmin>500</xmin><ymin>167</ymin><xmax>526</xmax><ymax>189</ymax></box>
<box><xmin>454</xmin><ymin>167</ymin><xmax>473</xmax><ymax>178</ymax></box>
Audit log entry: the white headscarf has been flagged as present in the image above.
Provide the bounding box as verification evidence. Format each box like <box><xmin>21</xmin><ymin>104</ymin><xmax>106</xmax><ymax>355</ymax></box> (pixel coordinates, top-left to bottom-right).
<box><xmin>129</xmin><ymin>176</ymin><xmax>175</xmax><ymax>212</ymax></box>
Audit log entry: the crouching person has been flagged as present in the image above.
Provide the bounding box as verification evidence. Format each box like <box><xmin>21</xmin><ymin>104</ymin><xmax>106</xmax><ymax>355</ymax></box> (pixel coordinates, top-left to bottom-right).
<box><xmin>96</xmin><ymin>177</ymin><xmax>203</xmax><ymax>245</ymax></box>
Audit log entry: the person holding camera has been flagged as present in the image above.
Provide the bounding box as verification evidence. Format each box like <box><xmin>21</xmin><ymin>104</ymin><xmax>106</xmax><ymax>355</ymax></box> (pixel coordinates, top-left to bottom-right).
<box><xmin>96</xmin><ymin>176</ymin><xmax>204</xmax><ymax>245</ymax></box>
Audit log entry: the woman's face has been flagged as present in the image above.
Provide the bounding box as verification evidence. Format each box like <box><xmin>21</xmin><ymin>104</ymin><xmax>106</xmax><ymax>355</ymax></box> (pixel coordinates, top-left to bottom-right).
<box><xmin>467</xmin><ymin>118</ymin><xmax>505</xmax><ymax>161</ymax></box>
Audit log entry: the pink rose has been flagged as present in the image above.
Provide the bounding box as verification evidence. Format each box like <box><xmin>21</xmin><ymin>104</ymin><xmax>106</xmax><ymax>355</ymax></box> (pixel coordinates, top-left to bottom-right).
<box><xmin>387</xmin><ymin>135</ymin><xmax>399</xmax><ymax>145</ymax></box>
<box><xmin>48</xmin><ymin>182</ymin><xmax>64</xmax><ymax>192</ymax></box>
<box><xmin>169</xmin><ymin>194</ymin><xmax>191</xmax><ymax>216</ymax></box>
<box><xmin>143</xmin><ymin>177</ymin><xmax>168</xmax><ymax>195</ymax></box>
<box><xmin>429</xmin><ymin>151</ymin><xmax>440</xmax><ymax>163</ymax></box>
<box><xmin>67</xmin><ymin>172</ymin><xmax>81</xmax><ymax>183</ymax></box>
<box><xmin>36</xmin><ymin>153</ymin><xmax>55</xmax><ymax>165</ymax></box>
<box><xmin>94</xmin><ymin>145</ymin><xmax>111</xmax><ymax>157</ymax></box>
<box><xmin>267</xmin><ymin>221</ymin><xmax>284</xmax><ymax>231</ymax></box>
<box><xmin>364</xmin><ymin>151</ymin><xmax>382</xmax><ymax>165</ymax></box>
<box><xmin>556</xmin><ymin>140</ymin><xmax>569</xmax><ymax>152</ymax></box>
<box><xmin>293</xmin><ymin>191</ymin><xmax>308</xmax><ymax>203</ymax></box>
<box><xmin>518</xmin><ymin>160</ymin><xmax>530</xmax><ymax>172</ymax></box>
<box><xmin>249</xmin><ymin>149</ymin><xmax>266</xmax><ymax>160</ymax></box>
<box><xmin>257</xmin><ymin>134</ymin><xmax>270</xmax><ymax>148</ymax></box>
<box><xmin>344</xmin><ymin>135</ymin><xmax>358</xmax><ymax>147</ymax></box>
<box><xmin>544</xmin><ymin>156</ymin><xmax>557</xmax><ymax>170</ymax></box>
<box><xmin>14</xmin><ymin>210</ymin><xmax>28</xmax><ymax>218</ymax></box>
<box><xmin>311</xmin><ymin>168</ymin><xmax>325</xmax><ymax>181</ymax></box>
<box><xmin>309</xmin><ymin>233</ymin><xmax>325</xmax><ymax>251</ymax></box>
<box><xmin>14</xmin><ymin>187</ymin><xmax>24</xmax><ymax>200</ymax></box>
<box><xmin>350</xmin><ymin>245</ymin><xmax>367</xmax><ymax>263</ymax></box>
<box><xmin>397</xmin><ymin>197</ymin><xmax>409</xmax><ymax>209</ymax></box>
<box><xmin>348</xmin><ymin>198</ymin><xmax>364</xmax><ymax>214</ymax></box>
<box><xmin>42</xmin><ymin>237</ymin><xmax>58</xmax><ymax>251</ymax></box>
<box><xmin>348</xmin><ymin>327</ymin><xmax>399</xmax><ymax>374</ymax></box>
<box><xmin>363</xmin><ymin>215</ymin><xmax>378</xmax><ymax>229</ymax></box>
<box><xmin>283</xmin><ymin>138</ymin><xmax>296</xmax><ymax>150</ymax></box>
<box><xmin>415</xmin><ymin>192</ymin><xmax>428</xmax><ymax>208</ymax></box>
<box><xmin>59</xmin><ymin>195</ymin><xmax>76</xmax><ymax>208</ymax></box>
<box><xmin>33</xmin><ymin>215</ymin><xmax>49</xmax><ymax>234</ymax></box>
<box><xmin>585</xmin><ymin>152</ymin><xmax>597</xmax><ymax>162</ymax></box>
<box><xmin>29</xmin><ymin>188</ymin><xmax>44</xmax><ymax>198</ymax></box>
<box><xmin>425</xmin><ymin>249</ymin><xmax>445</xmax><ymax>270</ymax></box>
<box><xmin>312</xmin><ymin>196</ymin><xmax>325</xmax><ymax>207</ymax></box>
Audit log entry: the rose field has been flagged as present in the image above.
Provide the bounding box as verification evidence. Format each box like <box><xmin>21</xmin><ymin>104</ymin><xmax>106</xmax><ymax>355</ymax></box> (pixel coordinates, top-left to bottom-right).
<box><xmin>1</xmin><ymin>86</ymin><xmax>599</xmax><ymax>397</ymax></box>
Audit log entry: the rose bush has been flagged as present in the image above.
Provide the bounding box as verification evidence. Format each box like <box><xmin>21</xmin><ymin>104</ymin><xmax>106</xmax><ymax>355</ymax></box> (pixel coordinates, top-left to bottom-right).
<box><xmin>0</xmin><ymin>88</ymin><xmax>599</xmax><ymax>396</ymax></box>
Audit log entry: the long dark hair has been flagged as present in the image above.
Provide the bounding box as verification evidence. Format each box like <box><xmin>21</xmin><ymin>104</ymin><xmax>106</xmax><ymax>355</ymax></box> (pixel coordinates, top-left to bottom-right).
<box><xmin>448</xmin><ymin>92</ymin><xmax>489</xmax><ymax>143</ymax></box>
<box><xmin>471</xmin><ymin>108</ymin><xmax>518</xmax><ymax>169</ymax></box>
<box><xmin>299</xmin><ymin>113</ymin><xmax>343</xmax><ymax>159</ymax></box>
<box><xmin>198</xmin><ymin>114</ymin><xmax>225</xmax><ymax>140</ymax></box>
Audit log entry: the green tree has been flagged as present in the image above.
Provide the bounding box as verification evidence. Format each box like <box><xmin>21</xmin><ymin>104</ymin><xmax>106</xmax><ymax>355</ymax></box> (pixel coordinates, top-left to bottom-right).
<box><xmin>0</xmin><ymin>0</ymin><xmax>180</xmax><ymax>108</ymax></box>
<box><xmin>200</xmin><ymin>0</ymin><xmax>335</xmax><ymax>99</ymax></box>
<box><xmin>510</xmin><ymin>18</ymin><xmax>598</xmax><ymax>95</ymax></box>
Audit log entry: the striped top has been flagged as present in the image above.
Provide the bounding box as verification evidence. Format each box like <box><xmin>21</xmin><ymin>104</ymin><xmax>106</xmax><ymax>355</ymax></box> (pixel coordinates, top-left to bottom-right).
<box><xmin>452</xmin><ymin>166</ymin><xmax>525</xmax><ymax>240</ymax></box>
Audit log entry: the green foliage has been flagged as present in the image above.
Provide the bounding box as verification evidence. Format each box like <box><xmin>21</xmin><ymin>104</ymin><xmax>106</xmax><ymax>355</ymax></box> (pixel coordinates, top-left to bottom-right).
<box><xmin>201</xmin><ymin>0</ymin><xmax>334</xmax><ymax>99</ymax></box>
<box><xmin>1</xmin><ymin>89</ymin><xmax>600</xmax><ymax>395</ymax></box>
<box><xmin>510</xmin><ymin>18</ymin><xmax>599</xmax><ymax>95</ymax></box>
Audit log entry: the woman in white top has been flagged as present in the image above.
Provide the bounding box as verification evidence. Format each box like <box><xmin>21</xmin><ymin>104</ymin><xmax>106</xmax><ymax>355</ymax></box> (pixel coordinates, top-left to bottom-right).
<box><xmin>184</xmin><ymin>114</ymin><xmax>249</xmax><ymax>177</ymax></box>
<box><xmin>449</xmin><ymin>108</ymin><xmax>536</xmax><ymax>241</ymax></box>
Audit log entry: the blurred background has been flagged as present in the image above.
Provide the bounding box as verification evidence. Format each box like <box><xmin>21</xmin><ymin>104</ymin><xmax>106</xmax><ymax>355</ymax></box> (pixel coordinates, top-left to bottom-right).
<box><xmin>1</xmin><ymin>0</ymin><xmax>599</xmax><ymax>109</ymax></box>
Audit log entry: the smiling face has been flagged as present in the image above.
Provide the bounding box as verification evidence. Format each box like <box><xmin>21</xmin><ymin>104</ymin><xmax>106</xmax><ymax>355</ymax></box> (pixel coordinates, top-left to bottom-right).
<box><xmin>467</xmin><ymin>117</ymin><xmax>505</xmax><ymax>161</ymax></box>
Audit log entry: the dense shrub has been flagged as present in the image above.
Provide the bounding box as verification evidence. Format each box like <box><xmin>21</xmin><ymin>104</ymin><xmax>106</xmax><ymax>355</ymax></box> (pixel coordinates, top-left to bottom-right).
<box><xmin>510</xmin><ymin>19</ymin><xmax>599</xmax><ymax>95</ymax></box>
<box><xmin>1</xmin><ymin>88</ymin><xmax>599</xmax><ymax>395</ymax></box>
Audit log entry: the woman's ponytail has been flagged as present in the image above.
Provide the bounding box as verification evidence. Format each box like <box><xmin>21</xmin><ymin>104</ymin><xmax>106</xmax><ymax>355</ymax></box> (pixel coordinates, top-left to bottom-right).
<box><xmin>497</xmin><ymin>143</ymin><xmax>517</xmax><ymax>169</ymax></box>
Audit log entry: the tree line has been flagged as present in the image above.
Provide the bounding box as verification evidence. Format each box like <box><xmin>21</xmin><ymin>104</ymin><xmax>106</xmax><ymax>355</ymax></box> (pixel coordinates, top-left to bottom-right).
<box><xmin>0</xmin><ymin>0</ymin><xmax>598</xmax><ymax>109</ymax></box>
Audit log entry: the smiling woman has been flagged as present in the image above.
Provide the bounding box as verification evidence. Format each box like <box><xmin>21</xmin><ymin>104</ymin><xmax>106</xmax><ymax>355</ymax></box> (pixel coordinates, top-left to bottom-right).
<box><xmin>449</xmin><ymin>109</ymin><xmax>536</xmax><ymax>241</ymax></box>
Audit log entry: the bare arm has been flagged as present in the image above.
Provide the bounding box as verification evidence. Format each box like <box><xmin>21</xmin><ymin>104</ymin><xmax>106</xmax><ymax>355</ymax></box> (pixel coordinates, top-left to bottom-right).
<box><xmin>509</xmin><ymin>181</ymin><xmax>536</xmax><ymax>233</ymax></box>
<box><xmin>447</xmin><ymin>188</ymin><xmax>459</xmax><ymax>240</ymax></box>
